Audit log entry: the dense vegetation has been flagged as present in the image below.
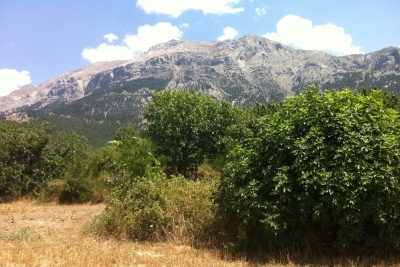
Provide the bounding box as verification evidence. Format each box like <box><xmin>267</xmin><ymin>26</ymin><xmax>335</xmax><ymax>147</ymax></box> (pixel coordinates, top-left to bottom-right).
<box><xmin>0</xmin><ymin>121</ymin><xmax>88</xmax><ymax>201</ymax></box>
<box><xmin>2</xmin><ymin>86</ymin><xmax>400</xmax><ymax>261</ymax></box>
<box><xmin>215</xmin><ymin>87</ymin><xmax>400</xmax><ymax>255</ymax></box>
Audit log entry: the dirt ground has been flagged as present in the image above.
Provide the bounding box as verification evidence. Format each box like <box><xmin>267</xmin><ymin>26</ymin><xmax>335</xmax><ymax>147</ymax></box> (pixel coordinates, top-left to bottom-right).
<box><xmin>0</xmin><ymin>201</ymin><xmax>252</xmax><ymax>267</ymax></box>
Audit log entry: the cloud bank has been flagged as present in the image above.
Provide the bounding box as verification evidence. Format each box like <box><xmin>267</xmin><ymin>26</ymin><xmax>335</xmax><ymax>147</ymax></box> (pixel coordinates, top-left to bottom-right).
<box><xmin>0</xmin><ymin>69</ymin><xmax>32</xmax><ymax>96</ymax></box>
<box><xmin>82</xmin><ymin>22</ymin><xmax>183</xmax><ymax>63</ymax></box>
<box><xmin>136</xmin><ymin>0</ymin><xmax>244</xmax><ymax>17</ymax></box>
<box><xmin>264</xmin><ymin>14</ymin><xmax>362</xmax><ymax>55</ymax></box>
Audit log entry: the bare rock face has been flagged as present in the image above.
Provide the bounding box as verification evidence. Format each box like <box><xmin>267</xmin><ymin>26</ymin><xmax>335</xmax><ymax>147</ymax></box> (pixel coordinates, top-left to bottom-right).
<box><xmin>1</xmin><ymin>34</ymin><xmax>400</xmax><ymax>113</ymax></box>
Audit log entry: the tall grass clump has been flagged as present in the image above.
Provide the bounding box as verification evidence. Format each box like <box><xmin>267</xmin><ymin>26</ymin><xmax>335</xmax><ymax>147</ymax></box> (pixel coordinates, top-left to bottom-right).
<box><xmin>90</xmin><ymin>168</ymin><xmax>216</xmax><ymax>246</ymax></box>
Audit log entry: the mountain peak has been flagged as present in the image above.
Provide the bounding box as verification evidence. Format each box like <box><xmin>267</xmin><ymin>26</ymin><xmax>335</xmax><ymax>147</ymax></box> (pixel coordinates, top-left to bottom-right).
<box><xmin>239</xmin><ymin>34</ymin><xmax>265</xmax><ymax>41</ymax></box>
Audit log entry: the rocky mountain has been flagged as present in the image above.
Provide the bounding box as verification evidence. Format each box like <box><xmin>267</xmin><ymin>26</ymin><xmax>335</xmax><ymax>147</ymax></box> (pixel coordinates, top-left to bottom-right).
<box><xmin>1</xmin><ymin>34</ymin><xmax>400</xmax><ymax>114</ymax></box>
<box><xmin>1</xmin><ymin>34</ymin><xmax>399</xmax><ymax>146</ymax></box>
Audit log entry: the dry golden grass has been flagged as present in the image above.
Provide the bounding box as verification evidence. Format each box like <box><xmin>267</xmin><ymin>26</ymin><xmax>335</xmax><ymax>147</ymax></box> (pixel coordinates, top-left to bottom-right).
<box><xmin>0</xmin><ymin>201</ymin><xmax>398</xmax><ymax>267</ymax></box>
<box><xmin>0</xmin><ymin>201</ymin><xmax>252</xmax><ymax>267</ymax></box>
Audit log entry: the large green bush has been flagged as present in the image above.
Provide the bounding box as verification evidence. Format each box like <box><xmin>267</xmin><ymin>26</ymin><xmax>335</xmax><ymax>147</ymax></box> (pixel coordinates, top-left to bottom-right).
<box><xmin>215</xmin><ymin>88</ymin><xmax>400</xmax><ymax>254</ymax></box>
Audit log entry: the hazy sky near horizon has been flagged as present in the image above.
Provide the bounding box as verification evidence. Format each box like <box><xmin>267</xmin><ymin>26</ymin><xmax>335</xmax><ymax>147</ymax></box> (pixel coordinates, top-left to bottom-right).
<box><xmin>0</xmin><ymin>0</ymin><xmax>399</xmax><ymax>96</ymax></box>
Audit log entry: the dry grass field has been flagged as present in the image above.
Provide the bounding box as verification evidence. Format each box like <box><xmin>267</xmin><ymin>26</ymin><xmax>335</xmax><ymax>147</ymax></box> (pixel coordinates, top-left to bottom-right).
<box><xmin>0</xmin><ymin>201</ymin><xmax>398</xmax><ymax>267</ymax></box>
<box><xmin>0</xmin><ymin>201</ymin><xmax>254</xmax><ymax>267</ymax></box>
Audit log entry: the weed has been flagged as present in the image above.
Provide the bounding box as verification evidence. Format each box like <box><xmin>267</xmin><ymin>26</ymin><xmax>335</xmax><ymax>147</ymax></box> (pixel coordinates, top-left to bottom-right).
<box><xmin>0</xmin><ymin>227</ymin><xmax>39</xmax><ymax>241</ymax></box>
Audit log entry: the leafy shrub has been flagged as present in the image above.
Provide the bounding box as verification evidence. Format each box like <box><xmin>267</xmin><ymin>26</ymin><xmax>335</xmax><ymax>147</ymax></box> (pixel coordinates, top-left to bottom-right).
<box><xmin>58</xmin><ymin>178</ymin><xmax>93</xmax><ymax>204</ymax></box>
<box><xmin>90</xmin><ymin>169</ymin><xmax>216</xmax><ymax>245</ymax></box>
<box><xmin>54</xmin><ymin>150</ymin><xmax>111</xmax><ymax>204</ymax></box>
<box><xmin>113</xmin><ymin>137</ymin><xmax>155</xmax><ymax>179</ymax></box>
<box><xmin>35</xmin><ymin>179</ymin><xmax>66</xmax><ymax>203</ymax></box>
<box><xmin>38</xmin><ymin>176</ymin><xmax>105</xmax><ymax>204</ymax></box>
<box><xmin>215</xmin><ymin>88</ymin><xmax>400</xmax><ymax>254</ymax></box>
<box><xmin>37</xmin><ymin>126</ymin><xmax>154</xmax><ymax>204</ymax></box>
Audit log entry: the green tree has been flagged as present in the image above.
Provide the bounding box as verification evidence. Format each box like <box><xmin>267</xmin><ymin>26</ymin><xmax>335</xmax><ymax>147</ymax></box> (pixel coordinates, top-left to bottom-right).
<box><xmin>215</xmin><ymin>87</ymin><xmax>400</xmax><ymax>254</ymax></box>
<box><xmin>114</xmin><ymin>124</ymin><xmax>137</xmax><ymax>142</ymax></box>
<box><xmin>143</xmin><ymin>91</ymin><xmax>235</xmax><ymax>177</ymax></box>
<box><xmin>113</xmin><ymin>126</ymin><xmax>155</xmax><ymax>179</ymax></box>
<box><xmin>0</xmin><ymin>121</ymin><xmax>50</xmax><ymax>199</ymax></box>
<box><xmin>0</xmin><ymin>121</ymin><xmax>89</xmax><ymax>201</ymax></box>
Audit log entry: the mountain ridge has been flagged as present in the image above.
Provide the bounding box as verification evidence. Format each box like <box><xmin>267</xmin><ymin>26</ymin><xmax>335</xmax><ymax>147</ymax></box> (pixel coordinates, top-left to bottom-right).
<box><xmin>1</xmin><ymin>34</ymin><xmax>399</xmax><ymax>113</ymax></box>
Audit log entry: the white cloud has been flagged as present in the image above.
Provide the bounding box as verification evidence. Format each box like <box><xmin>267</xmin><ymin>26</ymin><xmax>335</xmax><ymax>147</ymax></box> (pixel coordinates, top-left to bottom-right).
<box><xmin>82</xmin><ymin>43</ymin><xmax>134</xmax><ymax>63</ymax></box>
<box><xmin>264</xmin><ymin>14</ymin><xmax>363</xmax><ymax>55</ymax></box>
<box><xmin>218</xmin><ymin>26</ymin><xmax>238</xmax><ymax>41</ymax></box>
<box><xmin>255</xmin><ymin>5</ymin><xmax>266</xmax><ymax>19</ymax></box>
<box><xmin>136</xmin><ymin>0</ymin><xmax>244</xmax><ymax>18</ymax></box>
<box><xmin>104</xmin><ymin>33</ymin><xmax>118</xmax><ymax>43</ymax></box>
<box><xmin>124</xmin><ymin>22</ymin><xmax>183</xmax><ymax>54</ymax></box>
<box><xmin>179</xmin><ymin>23</ymin><xmax>190</xmax><ymax>28</ymax></box>
<box><xmin>82</xmin><ymin>22</ymin><xmax>183</xmax><ymax>63</ymax></box>
<box><xmin>0</xmin><ymin>69</ymin><xmax>32</xmax><ymax>96</ymax></box>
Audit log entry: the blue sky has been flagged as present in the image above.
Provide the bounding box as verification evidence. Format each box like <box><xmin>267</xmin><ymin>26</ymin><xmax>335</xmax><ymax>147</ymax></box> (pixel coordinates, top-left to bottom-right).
<box><xmin>0</xmin><ymin>0</ymin><xmax>399</xmax><ymax>96</ymax></box>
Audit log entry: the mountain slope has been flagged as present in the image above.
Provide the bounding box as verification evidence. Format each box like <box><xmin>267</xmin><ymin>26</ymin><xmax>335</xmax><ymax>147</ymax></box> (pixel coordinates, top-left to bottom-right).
<box><xmin>2</xmin><ymin>34</ymin><xmax>399</xmax><ymax>113</ymax></box>
<box><xmin>24</xmin><ymin>78</ymin><xmax>167</xmax><ymax>147</ymax></box>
